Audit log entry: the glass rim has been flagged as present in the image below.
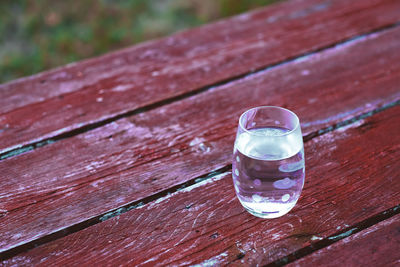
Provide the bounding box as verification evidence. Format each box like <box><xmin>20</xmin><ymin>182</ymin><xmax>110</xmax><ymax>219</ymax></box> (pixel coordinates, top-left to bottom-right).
<box><xmin>238</xmin><ymin>106</ymin><xmax>300</xmax><ymax>137</ymax></box>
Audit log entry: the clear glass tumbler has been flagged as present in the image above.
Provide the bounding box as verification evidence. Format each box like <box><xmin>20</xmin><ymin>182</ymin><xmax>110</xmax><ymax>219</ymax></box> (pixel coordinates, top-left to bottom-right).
<box><xmin>232</xmin><ymin>106</ymin><xmax>305</xmax><ymax>218</ymax></box>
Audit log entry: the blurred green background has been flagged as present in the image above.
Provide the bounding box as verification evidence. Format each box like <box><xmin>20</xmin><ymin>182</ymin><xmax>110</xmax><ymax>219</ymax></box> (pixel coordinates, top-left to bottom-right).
<box><xmin>0</xmin><ymin>0</ymin><xmax>279</xmax><ymax>84</ymax></box>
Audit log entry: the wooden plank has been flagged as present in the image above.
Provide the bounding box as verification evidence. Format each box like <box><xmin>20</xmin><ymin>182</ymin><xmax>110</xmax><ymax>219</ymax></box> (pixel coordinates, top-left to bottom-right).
<box><xmin>1</xmin><ymin>26</ymin><xmax>400</xmax><ymax>254</ymax></box>
<box><xmin>2</xmin><ymin>104</ymin><xmax>399</xmax><ymax>266</ymax></box>
<box><xmin>288</xmin><ymin>214</ymin><xmax>400</xmax><ymax>267</ymax></box>
<box><xmin>1</xmin><ymin>0</ymin><xmax>400</xmax><ymax>154</ymax></box>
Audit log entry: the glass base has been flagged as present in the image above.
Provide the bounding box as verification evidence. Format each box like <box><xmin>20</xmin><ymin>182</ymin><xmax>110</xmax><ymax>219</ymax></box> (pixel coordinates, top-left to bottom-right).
<box><xmin>240</xmin><ymin>200</ymin><xmax>297</xmax><ymax>219</ymax></box>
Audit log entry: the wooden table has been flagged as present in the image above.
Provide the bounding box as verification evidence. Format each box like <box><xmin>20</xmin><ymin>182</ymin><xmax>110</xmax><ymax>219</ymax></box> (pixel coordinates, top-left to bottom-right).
<box><xmin>1</xmin><ymin>0</ymin><xmax>400</xmax><ymax>266</ymax></box>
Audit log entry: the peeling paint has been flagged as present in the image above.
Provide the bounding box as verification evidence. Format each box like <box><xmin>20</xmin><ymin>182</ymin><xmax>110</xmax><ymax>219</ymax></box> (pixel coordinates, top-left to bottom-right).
<box><xmin>191</xmin><ymin>252</ymin><xmax>229</xmax><ymax>267</ymax></box>
<box><xmin>99</xmin><ymin>202</ymin><xmax>144</xmax><ymax>222</ymax></box>
<box><xmin>336</xmin><ymin>119</ymin><xmax>365</xmax><ymax>132</ymax></box>
<box><xmin>328</xmin><ymin>227</ymin><xmax>358</xmax><ymax>241</ymax></box>
<box><xmin>311</xmin><ymin>235</ymin><xmax>323</xmax><ymax>241</ymax></box>
<box><xmin>180</xmin><ymin>172</ymin><xmax>230</xmax><ymax>193</ymax></box>
<box><xmin>189</xmin><ymin>137</ymin><xmax>206</xmax><ymax>147</ymax></box>
<box><xmin>111</xmin><ymin>85</ymin><xmax>131</xmax><ymax>92</ymax></box>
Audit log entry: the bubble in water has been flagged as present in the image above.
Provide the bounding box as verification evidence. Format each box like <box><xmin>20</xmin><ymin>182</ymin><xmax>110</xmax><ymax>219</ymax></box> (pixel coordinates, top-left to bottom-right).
<box><xmin>282</xmin><ymin>194</ymin><xmax>290</xmax><ymax>202</ymax></box>
<box><xmin>273</xmin><ymin>177</ymin><xmax>296</xmax><ymax>189</ymax></box>
<box><xmin>254</xmin><ymin>165</ymin><xmax>262</xmax><ymax>171</ymax></box>
<box><xmin>252</xmin><ymin>194</ymin><xmax>262</xmax><ymax>202</ymax></box>
<box><xmin>253</xmin><ymin>179</ymin><xmax>261</xmax><ymax>186</ymax></box>
<box><xmin>236</xmin><ymin>156</ymin><xmax>240</xmax><ymax>162</ymax></box>
<box><xmin>279</xmin><ymin>161</ymin><xmax>303</xmax><ymax>172</ymax></box>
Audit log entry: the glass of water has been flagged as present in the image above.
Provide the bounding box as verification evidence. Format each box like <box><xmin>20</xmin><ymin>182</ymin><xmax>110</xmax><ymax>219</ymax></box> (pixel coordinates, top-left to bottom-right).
<box><xmin>232</xmin><ymin>106</ymin><xmax>305</xmax><ymax>218</ymax></box>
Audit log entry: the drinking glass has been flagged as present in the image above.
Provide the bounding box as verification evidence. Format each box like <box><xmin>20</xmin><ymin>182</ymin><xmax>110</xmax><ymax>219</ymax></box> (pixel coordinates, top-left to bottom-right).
<box><xmin>232</xmin><ymin>106</ymin><xmax>305</xmax><ymax>218</ymax></box>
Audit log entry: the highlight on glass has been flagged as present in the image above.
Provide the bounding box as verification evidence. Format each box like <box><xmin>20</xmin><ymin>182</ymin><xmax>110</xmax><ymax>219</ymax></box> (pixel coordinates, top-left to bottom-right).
<box><xmin>232</xmin><ymin>106</ymin><xmax>305</xmax><ymax>218</ymax></box>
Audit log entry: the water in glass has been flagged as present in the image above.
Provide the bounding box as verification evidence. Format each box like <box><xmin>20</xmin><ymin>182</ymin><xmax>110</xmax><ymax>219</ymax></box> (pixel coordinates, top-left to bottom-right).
<box><xmin>232</xmin><ymin>107</ymin><xmax>305</xmax><ymax>218</ymax></box>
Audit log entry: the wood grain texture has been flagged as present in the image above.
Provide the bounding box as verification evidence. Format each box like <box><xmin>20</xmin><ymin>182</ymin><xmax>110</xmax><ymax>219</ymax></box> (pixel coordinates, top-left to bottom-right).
<box><xmin>1</xmin><ymin>0</ymin><xmax>400</xmax><ymax>154</ymax></box>
<box><xmin>1</xmin><ymin>26</ymin><xmax>400</xmax><ymax>254</ymax></box>
<box><xmin>3</xmin><ymin>104</ymin><xmax>400</xmax><ymax>266</ymax></box>
<box><xmin>288</xmin><ymin>214</ymin><xmax>400</xmax><ymax>267</ymax></box>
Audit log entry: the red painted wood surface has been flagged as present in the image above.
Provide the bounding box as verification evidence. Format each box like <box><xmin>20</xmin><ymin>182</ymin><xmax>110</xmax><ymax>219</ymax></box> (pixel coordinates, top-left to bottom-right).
<box><xmin>289</xmin><ymin>214</ymin><xmax>400</xmax><ymax>267</ymax></box>
<box><xmin>1</xmin><ymin>26</ymin><xmax>400</xmax><ymax>254</ymax></box>
<box><xmin>3</xmin><ymin>105</ymin><xmax>399</xmax><ymax>266</ymax></box>
<box><xmin>1</xmin><ymin>0</ymin><xmax>400</xmax><ymax>154</ymax></box>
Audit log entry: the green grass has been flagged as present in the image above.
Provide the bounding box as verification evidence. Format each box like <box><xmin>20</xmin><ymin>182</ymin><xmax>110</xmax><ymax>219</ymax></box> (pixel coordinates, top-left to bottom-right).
<box><xmin>0</xmin><ymin>0</ymin><xmax>279</xmax><ymax>83</ymax></box>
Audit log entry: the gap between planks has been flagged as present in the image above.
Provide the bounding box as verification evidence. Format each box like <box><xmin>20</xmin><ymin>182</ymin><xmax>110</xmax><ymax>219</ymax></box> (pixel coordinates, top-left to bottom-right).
<box><xmin>1</xmin><ymin>22</ymin><xmax>400</xmax><ymax>161</ymax></box>
<box><xmin>1</xmin><ymin>98</ymin><xmax>399</xmax><ymax>261</ymax></box>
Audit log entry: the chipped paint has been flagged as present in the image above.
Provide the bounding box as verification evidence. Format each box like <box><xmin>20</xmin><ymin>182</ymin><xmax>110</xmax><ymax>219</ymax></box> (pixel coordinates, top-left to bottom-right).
<box><xmin>111</xmin><ymin>84</ymin><xmax>131</xmax><ymax>92</ymax></box>
<box><xmin>97</xmin><ymin>171</ymin><xmax>230</xmax><ymax>222</ymax></box>
<box><xmin>336</xmin><ymin>119</ymin><xmax>365</xmax><ymax>132</ymax></box>
<box><xmin>301</xmin><ymin>107</ymin><xmax>365</xmax><ymax>128</ymax></box>
<box><xmin>328</xmin><ymin>227</ymin><xmax>358</xmax><ymax>241</ymax></box>
<box><xmin>289</xmin><ymin>2</ymin><xmax>330</xmax><ymax>19</ymax></box>
<box><xmin>180</xmin><ymin>172</ymin><xmax>230</xmax><ymax>193</ymax></box>
<box><xmin>99</xmin><ymin>202</ymin><xmax>144</xmax><ymax>222</ymax></box>
<box><xmin>189</xmin><ymin>137</ymin><xmax>206</xmax><ymax>147</ymax></box>
<box><xmin>191</xmin><ymin>252</ymin><xmax>229</xmax><ymax>267</ymax></box>
<box><xmin>311</xmin><ymin>235</ymin><xmax>323</xmax><ymax>241</ymax></box>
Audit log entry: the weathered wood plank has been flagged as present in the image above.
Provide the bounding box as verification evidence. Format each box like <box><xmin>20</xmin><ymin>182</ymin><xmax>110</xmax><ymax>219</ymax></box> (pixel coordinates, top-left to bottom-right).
<box><xmin>1</xmin><ymin>0</ymin><xmax>400</xmax><ymax>154</ymax></box>
<box><xmin>3</xmin><ymin>104</ymin><xmax>400</xmax><ymax>266</ymax></box>
<box><xmin>1</xmin><ymin>26</ymin><xmax>400</xmax><ymax>254</ymax></box>
<box><xmin>288</xmin><ymin>214</ymin><xmax>400</xmax><ymax>267</ymax></box>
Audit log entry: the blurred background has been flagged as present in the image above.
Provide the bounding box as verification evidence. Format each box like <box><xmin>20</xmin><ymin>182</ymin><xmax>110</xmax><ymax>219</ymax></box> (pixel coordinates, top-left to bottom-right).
<box><xmin>0</xmin><ymin>0</ymin><xmax>280</xmax><ymax>84</ymax></box>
